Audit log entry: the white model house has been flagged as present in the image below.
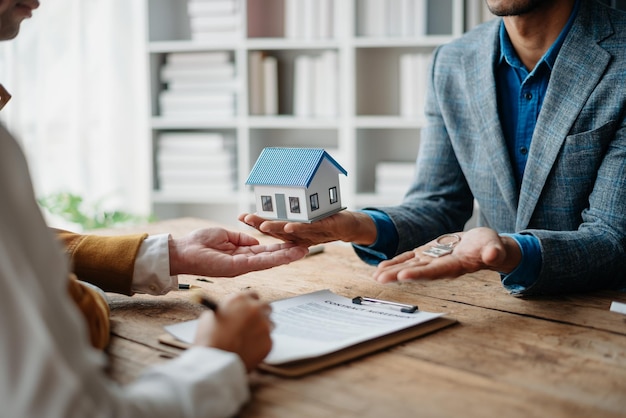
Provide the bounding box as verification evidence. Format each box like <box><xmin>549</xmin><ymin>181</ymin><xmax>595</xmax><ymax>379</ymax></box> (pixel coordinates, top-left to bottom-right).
<box><xmin>245</xmin><ymin>147</ymin><xmax>347</xmax><ymax>222</ymax></box>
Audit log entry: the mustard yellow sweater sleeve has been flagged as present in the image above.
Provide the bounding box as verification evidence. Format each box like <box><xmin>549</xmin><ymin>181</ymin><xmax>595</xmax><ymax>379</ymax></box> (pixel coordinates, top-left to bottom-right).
<box><xmin>67</xmin><ymin>274</ymin><xmax>111</xmax><ymax>349</ymax></box>
<box><xmin>54</xmin><ymin>229</ymin><xmax>149</xmax><ymax>296</ymax></box>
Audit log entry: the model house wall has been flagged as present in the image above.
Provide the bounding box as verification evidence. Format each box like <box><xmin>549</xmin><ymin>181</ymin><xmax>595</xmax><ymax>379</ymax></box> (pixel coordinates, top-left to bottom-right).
<box><xmin>246</xmin><ymin>147</ymin><xmax>347</xmax><ymax>222</ymax></box>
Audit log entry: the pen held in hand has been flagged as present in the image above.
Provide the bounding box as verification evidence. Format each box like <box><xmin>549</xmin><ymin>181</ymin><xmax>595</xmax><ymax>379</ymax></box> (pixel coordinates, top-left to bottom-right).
<box><xmin>190</xmin><ymin>291</ymin><xmax>219</xmax><ymax>312</ymax></box>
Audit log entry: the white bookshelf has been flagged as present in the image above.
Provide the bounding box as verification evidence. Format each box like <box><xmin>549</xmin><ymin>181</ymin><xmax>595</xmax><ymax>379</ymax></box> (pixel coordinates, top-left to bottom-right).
<box><xmin>144</xmin><ymin>0</ymin><xmax>477</xmax><ymax>226</ymax></box>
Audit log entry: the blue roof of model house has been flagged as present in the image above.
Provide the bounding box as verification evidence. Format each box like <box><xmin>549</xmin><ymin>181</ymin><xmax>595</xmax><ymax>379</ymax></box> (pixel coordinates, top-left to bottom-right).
<box><xmin>246</xmin><ymin>147</ymin><xmax>347</xmax><ymax>187</ymax></box>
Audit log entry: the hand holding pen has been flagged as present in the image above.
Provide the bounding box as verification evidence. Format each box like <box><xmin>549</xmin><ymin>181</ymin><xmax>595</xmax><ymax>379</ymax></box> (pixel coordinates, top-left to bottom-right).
<box><xmin>191</xmin><ymin>290</ymin><xmax>273</xmax><ymax>372</ymax></box>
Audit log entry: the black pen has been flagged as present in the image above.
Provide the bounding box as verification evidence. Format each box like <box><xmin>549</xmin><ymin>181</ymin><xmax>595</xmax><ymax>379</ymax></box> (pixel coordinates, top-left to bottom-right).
<box><xmin>190</xmin><ymin>291</ymin><xmax>219</xmax><ymax>312</ymax></box>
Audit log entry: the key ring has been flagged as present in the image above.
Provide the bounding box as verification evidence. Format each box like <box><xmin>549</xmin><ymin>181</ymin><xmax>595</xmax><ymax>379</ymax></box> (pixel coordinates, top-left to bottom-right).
<box><xmin>422</xmin><ymin>233</ymin><xmax>461</xmax><ymax>258</ymax></box>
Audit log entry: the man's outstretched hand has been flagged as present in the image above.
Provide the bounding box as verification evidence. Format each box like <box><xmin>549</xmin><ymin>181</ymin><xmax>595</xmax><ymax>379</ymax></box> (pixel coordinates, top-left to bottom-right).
<box><xmin>373</xmin><ymin>227</ymin><xmax>522</xmax><ymax>283</ymax></box>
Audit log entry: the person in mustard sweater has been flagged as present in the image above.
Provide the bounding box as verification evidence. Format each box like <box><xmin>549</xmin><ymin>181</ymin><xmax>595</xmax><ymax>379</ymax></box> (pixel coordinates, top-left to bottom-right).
<box><xmin>0</xmin><ymin>2</ymin><xmax>307</xmax><ymax>415</ymax></box>
<box><xmin>59</xmin><ymin>228</ymin><xmax>308</xmax><ymax>349</ymax></box>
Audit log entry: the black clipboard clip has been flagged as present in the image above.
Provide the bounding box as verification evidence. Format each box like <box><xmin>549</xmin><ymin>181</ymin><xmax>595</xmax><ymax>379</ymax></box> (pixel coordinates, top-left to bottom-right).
<box><xmin>352</xmin><ymin>296</ymin><xmax>418</xmax><ymax>314</ymax></box>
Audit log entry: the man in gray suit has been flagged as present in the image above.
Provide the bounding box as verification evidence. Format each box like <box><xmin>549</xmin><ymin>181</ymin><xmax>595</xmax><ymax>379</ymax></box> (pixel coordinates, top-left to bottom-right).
<box><xmin>241</xmin><ymin>0</ymin><xmax>626</xmax><ymax>296</ymax></box>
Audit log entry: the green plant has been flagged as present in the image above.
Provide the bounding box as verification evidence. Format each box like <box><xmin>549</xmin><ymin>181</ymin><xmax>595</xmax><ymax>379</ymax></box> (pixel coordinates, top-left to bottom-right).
<box><xmin>38</xmin><ymin>192</ymin><xmax>154</xmax><ymax>230</ymax></box>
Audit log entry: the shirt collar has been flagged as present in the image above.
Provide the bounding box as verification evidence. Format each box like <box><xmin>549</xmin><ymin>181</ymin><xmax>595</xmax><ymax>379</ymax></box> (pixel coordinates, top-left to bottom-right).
<box><xmin>498</xmin><ymin>0</ymin><xmax>581</xmax><ymax>72</ymax></box>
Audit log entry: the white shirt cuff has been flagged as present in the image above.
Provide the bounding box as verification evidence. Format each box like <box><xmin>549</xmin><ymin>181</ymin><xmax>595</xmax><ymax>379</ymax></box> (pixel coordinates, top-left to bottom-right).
<box><xmin>131</xmin><ymin>233</ymin><xmax>178</xmax><ymax>295</ymax></box>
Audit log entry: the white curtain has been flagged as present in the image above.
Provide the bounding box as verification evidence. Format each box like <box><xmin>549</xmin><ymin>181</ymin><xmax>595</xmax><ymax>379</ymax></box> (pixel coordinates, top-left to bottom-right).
<box><xmin>0</xmin><ymin>0</ymin><xmax>151</xmax><ymax>218</ymax></box>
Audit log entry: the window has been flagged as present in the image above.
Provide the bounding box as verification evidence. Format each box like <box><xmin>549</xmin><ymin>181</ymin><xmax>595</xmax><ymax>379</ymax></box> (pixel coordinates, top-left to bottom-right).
<box><xmin>329</xmin><ymin>186</ymin><xmax>338</xmax><ymax>204</ymax></box>
<box><xmin>289</xmin><ymin>197</ymin><xmax>301</xmax><ymax>213</ymax></box>
<box><xmin>310</xmin><ymin>193</ymin><xmax>319</xmax><ymax>211</ymax></box>
<box><xmin>261</xmin><ymin>195</ymin><xmax>273</xmax><ymax>212</ymax></box>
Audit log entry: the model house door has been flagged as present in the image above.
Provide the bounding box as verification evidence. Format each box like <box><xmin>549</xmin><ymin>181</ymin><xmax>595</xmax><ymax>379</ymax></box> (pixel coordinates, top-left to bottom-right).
<box><xmin>275</xmin><ymin>193</ymin><xmax>287</xmax><ymax>219</ymax></box>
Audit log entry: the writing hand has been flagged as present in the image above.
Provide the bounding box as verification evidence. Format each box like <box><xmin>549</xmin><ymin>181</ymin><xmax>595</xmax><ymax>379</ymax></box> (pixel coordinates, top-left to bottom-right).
<box><xmin>373</xmin><ymin>227</ymin><xmax>522</xmax><ymax>283</ymax></box>
<box><xmin>193</xmin><ymin>291</ymin><xmax>273</xmax><ymax>372</ymax></box>
<box><xmin>168</xmin><ymin>227</ymin><xmax>309</xmax><ymax>277</ymax></box>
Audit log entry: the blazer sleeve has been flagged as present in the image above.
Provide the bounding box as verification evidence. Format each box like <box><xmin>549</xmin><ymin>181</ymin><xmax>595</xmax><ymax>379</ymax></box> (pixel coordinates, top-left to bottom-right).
<box><xmin>54</xmin><ymin>229</ymin><xmax>148</xmax><ymax>295</ymax></box>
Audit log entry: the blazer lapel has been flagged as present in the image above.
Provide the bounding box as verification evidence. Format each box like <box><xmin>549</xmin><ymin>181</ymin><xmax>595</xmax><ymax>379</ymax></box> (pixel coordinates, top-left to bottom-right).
<box><xmin>516</xmin><ymin>3</ymin><xmax>613</xmax><ymax>230</ymax></box>
<box><xmin>463</xmin><ymin>23</ymin><xmax>519</xmax><ymax>221</ymax></box>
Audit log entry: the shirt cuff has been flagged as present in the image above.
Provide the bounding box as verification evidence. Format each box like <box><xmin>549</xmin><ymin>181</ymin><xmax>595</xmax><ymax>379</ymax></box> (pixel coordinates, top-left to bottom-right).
<box><xmin>131</xmin><ymin>234</ymin><xmax>178</xmax><ymax>295</ymax></box>
<box><xmin>351</xmin><ymin>209</ymin><xmax>399</xmax><ymax>265</ymax></box>
<box><xmin>500</xmin><ymin>233</ymin><xmax>542</xmax><ymax>295</ymax></box>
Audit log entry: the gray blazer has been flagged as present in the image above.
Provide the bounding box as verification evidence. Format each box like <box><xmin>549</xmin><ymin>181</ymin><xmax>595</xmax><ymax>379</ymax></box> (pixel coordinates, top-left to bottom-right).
<box><xmin>380</xmin><ymin>0</ymin><xmax>626</xmax><ymax>294</ymax></box>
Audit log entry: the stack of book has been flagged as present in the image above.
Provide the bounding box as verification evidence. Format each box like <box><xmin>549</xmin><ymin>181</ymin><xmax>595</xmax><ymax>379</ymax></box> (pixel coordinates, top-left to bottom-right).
<box><xmin>187</xmin><ymin>0</ymin><xmax>241</xmax><ymax>41</ymax></box>
<box><xmin>375</xmin><ymin>161</ymin><xmax>415</xmax><ymax>196</ymax></box>
<box><xmin>284</xmin><ymin>0</ymin><xmax>335</xmax><ymax>40</ymax></box>
<box><xmin>157</xmin><ymin>132</ymin><xmax>236</xmax><ymax>194</ymax></box>
<box><xmin>357</xmin><ymin>0</ymin><xmax>427</xmax><ymax>37</ymax></box>
<box><xmin>399</xmin><ymin>52</ymin><xmax>432</xmax><ymax>118</ymax></box>
<box><xmin>293</xmin><ymin>51</ymin><xmax>338</xmax><ymax>118</ymax></box>
<box><xmin>158</xmin><ymin>51</ymin><xmax>237</xmax><ymax>119</ymax></box>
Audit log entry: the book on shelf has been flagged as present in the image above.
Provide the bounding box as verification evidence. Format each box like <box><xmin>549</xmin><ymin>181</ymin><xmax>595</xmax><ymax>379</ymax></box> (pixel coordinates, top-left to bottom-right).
<box><xmin>157</xmin><ymin>130</ymin><xmax>237</xmax><ymax>194</ymax></box>
<box><xmin>375</xmin><ymin>161</ymin><xmax>415</xmax><ymax>179</ymax></box>
<box><xmin>302</xmin><ymin>0</ymin><xmax>318</xmax><ymax>40</ymax></box>
<box><xmin>317</xmin><ymin>0</ymin><xmax>334</xmax><ymax>39</ymax></box>
<box><xmin>158</xmin><ymin>184</ymin><xmax>237</xmax><ymax>195</ymax></box>
<box><xmin>410</xmin><ymin>0</ymin><xmax>428</xmax><ymax>37</ymax></box>
<box><xmin>159</xmin><ymin>168</ymin><xmax>236</xmax><ymax>183</ymax></box>
<box><xmin>157</xmin><ymin>153</ymin><xmax>235</xmax><ymax>172</ymax></box>
<box><xmin>248</xmin><ymin>51</ymin><xmax>279</xmax><ymax>116</ymax></box>
<box><xmin>357</xmin><ymin>0</ymin><xmax>427</xmax><ymax>37</ymax></box>
<box><xmin>186</xmin><ymin>0</ymin><xmax>240</xmax><ymax>41</ymax></box>
<box><xmin>187</xmin><ymin>0</ymin><xmax>237</xmax><ymax>17</ymax></box>
<box><xmin>159</xmin><ymin>91</ymin><xmax>236</xmax><ymax>118</ymax></box>
<box><xmin>357</xmin><ymin>0</ymin><xmax>386</xmax><ymax>37</ymax></box>
<box><xmin>167</xmin><ymin>79</ymin><xmax>239</xmax><ymax>93</ymax></box>
<box><xmin>314</xmin><ymin>51</ymin><xmax>338</xmax><ymax>117</ymax></box>
<box><xmin>293</xmin><ymin>55</ymin><xmax>313</xmax><ymax>117</ymax></box>
<box><xmin>263</xmin><ymin>55</ymin><xmax>278</xmax><ymax>115</ymax></box>
<box><xmin>162</xmin><ymin>53</ymin><xmax>238</xmax><ymax>97</ymax></box>
<box><xmin>158</xmin><ymin>54</ymin><xmax>237</xmax><ymax>118</ymax></box>
<box><xmin>189</xmin><ymin>14</ymin><xmax>240</xmax><ymax>33</ymax></box>
<box><xmin>160</xmin><ymin>63</ymin><xmax>236</xmax><ymax>82</ymax></box>
<box><xmin>248</xmin><ymin>51</ymin><xmax>264</xmax><ymax>115</ymax></box>
<box><xmin>386</xmin><ymin>0</ymin><xmax>403</xmax><ymax>37</ymax></box>
<box><xmin>190</xmin><ymin>31</ymin><xmax>240</xmax><ymax>42</ymax></box>
<box><xmin>399</xmin><ymin>52</ymin><xmax>431</xmax><ymax>118</ymax></box>
<box><xmin>375</xmin><ymin>161</ymin><xmax>415</xmax><ymax>195</ymax></box>
<box><xmin>284</xmin><ymin>0</ymin><xmax>301</xmax><ymax>39</ymax></box>
<box><xmin>159</xmin><ymin>90</ymin><xmax>235</xmax><ymax>105</ymax></box>
<box><xmin>166</xmin><ymin>51</ymin><xmax>231</xmax><ymax>66</ymax></box>
<box><xmin>160</xmin><ymin>289</ymin><xmax>456</xmax><ymax>377</ymax></box>
<box><xmin>284</xmin><ymin>0</ymin><xmax>334</xmax><ymax>39</ymax></box>
<box><xmin>158</xmin><ymin>169</ymin><xmax>237</xmax><ymax>194</ymax></box>
<box><xmin>294</xmin><ymin>51</ymin><xmax>338</xmax><ymax>118</ymax></box>
<box><xmin>158</xmin><ymin>132</ymin><xmax>235</xmax><ymax>152</ymax></box>
<box><xmin>465</xmin><ymin>0</ymin><xmax>495</xmax><ymax>30</ymax></box>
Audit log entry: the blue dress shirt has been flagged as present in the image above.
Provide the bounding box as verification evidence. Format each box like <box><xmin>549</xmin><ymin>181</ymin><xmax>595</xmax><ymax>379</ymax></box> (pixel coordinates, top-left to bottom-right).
<box><xmin>354</xmin><ymin>1</ymin><xmax>580</xmax><ymax>293</ymax></box>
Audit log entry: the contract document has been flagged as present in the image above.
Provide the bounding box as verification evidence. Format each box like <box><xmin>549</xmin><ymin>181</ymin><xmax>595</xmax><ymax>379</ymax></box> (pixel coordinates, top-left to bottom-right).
<box><xmin>163</xmin><ymin>289</ymin><xmax>455</xmax><ymax>376</ymax></box>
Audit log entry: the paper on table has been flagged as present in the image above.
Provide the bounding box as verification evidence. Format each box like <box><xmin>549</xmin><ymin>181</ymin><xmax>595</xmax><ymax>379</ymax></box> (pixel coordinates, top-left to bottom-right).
<box><xmin>164</xmin><ymin>289</ymin><xmax>444</xmax><ymax>365</ymax></box>
<box><xmin>610</xmin><ymin>301</ymin><xmax>626</xmax><ymax>315</ymax></box>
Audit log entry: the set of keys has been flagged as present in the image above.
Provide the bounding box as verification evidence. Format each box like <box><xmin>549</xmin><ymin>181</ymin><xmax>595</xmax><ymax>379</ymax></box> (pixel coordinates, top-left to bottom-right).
<box><xmin>422</xmin><ymin>233</ymin><xmax>461</xmax><ymax>258</ymax></box>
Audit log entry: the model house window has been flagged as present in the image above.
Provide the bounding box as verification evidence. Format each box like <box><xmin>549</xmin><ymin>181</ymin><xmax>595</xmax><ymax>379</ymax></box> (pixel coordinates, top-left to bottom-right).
<box><xmin>310</xmin><ymin>193</ymin><xmax>319</xmax><ymax>211</ymax></box>
<box><xmin>289</xmin><ymin>197</ymin><xmax>301</xmax><ymax>213</ymax></box>
<box><xmin>329</xmin><ymin>186</ymin><xmax>338</xmax><ymax>204</ymax></box>
<box><xmin>261</xmin><ymin>195</ymin><xmax>273</xmax><ymax>211</ymax></box>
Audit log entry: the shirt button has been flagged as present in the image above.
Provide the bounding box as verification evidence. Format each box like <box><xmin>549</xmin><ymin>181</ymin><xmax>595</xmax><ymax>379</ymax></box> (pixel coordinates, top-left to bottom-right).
<box><xmin>524</xmin><ymin>92</ymin><xmax>533</xmax><ymax>100</ymax></box>
<box><xmin>519</xmin><ymin>146</ymin><xmax>528</xmax><ymax>155</ymax></box>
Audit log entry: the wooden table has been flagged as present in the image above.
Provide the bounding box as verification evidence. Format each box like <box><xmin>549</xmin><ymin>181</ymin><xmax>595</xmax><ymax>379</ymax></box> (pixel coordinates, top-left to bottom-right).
<box><xmin>102</xmin><ymin>218</ymin><xmax>626</xmax><ymax>418</ymax></box>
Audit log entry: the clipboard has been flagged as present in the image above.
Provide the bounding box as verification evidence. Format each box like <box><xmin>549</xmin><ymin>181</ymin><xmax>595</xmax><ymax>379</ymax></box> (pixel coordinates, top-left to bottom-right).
<box><xmin>158</xmin><ymin>317</ymin><xmax>455</xmax><ymax>377</ymax></box>
<box><xmin>158</xmin><ymin>290</ymin><xmax>457</xmax><ymax>378</ymax></box>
